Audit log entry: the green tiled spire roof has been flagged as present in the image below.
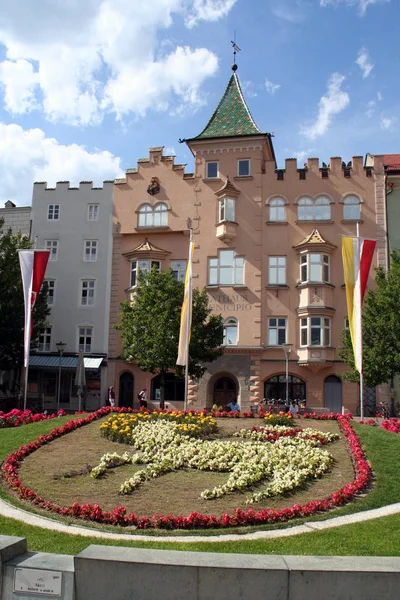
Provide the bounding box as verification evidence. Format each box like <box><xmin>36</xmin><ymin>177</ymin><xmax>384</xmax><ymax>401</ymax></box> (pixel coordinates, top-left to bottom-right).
<box><xmin>194</xmin><ymin>73</ymin><xmax>263</xmax><ymax>139</ymax></box>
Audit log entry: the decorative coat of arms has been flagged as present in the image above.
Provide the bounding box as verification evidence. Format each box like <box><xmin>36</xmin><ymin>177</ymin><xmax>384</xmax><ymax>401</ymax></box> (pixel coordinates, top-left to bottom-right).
<box><xmin>147</xmin><ymin>177</ymin><xmax>160</xmax><ymax>196</ymax></box>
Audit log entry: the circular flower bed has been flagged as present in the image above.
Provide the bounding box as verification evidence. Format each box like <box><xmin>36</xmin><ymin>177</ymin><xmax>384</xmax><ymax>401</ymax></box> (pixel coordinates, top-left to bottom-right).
<box><xmin>0</xmin><ymin>408</ymin><xmax>371</xmax><ymax>530</ymax></box>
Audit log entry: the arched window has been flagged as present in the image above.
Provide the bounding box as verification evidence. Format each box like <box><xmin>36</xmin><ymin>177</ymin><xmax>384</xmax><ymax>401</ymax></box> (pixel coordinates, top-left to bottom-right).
<box><xmin>153</xmin><ymin>203</ymin><xmax>168</xmax><ymax>226</ymax></box>
<box><xmin>343</xmin><ymin>196</ymin><xmax>361</xmax><ymax>220</ymax></box>
<box><xmin>269</xmin><ymin>198</ymin><xmax>286</xmax><ymax>222</ymax></box>
<box><xmin>223</xmin><ymin>318</ymin><xmax>238</xmax><ymax>345</ymax></box>
<box><xmin>138</xmin><ymin>204</ymin><xmax>153</xmax><ymax>227</ymax></box>
<box><xmin>315</xmin><ymin>196</ymin><xmax>331</xmax><ymax>220</ymax></box>
<box><xmin>298</xmin><ymin>197</ymin><xmax>313</xmax><ymax>221</ymax></box>
<box><xmin>264</xmin><ymin>375</ymin><xmax>306</xmax><ymax>402</ymax></box>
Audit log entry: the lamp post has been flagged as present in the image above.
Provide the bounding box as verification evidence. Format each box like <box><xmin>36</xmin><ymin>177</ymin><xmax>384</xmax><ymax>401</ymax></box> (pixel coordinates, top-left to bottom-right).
<box><xmin>282</xmin><ymin>344</ymin><xmax>293</xmax><ymax>405</ymax></box>
<box><xmin>56</xmin><ymin>341</ymin><xmax>66</xmax><ymax>412</ymax></box>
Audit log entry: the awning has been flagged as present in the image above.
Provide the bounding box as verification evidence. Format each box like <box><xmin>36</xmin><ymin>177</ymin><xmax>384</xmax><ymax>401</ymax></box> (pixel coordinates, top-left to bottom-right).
<box><xmin>29</xmin><ymin>355</ymin><xmax>104</xmax><ymax>370</ymax></box>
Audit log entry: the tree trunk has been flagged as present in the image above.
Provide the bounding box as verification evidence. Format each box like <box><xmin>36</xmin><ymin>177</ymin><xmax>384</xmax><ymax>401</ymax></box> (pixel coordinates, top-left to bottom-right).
<box><xmin>160</xmin><ymin>370</ymin><xmax>165</xmax><ymax>409</ymax></box>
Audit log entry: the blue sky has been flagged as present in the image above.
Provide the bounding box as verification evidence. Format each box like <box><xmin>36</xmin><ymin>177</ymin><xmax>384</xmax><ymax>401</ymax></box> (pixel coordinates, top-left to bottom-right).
<box><xmin>0</xmin><ymin>0</ymin><xmax>398</xmax><ymax>205</ymax></box>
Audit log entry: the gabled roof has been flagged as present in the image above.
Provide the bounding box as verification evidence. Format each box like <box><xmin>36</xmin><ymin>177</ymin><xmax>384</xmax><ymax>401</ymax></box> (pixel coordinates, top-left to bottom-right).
<box><xmin>192</xmin><ymin>73</ymin><xmax>264</xmax><ymax>140</ymax></box>
<box><xmin>215</xmin><ymin>177</ymin><xmax>240</xmax><ymax>198</ymax></box>
<box><xmin>123</xmin><ymin>238</ymin><xmax>170</xmax><ymax>259</ymax></box>
<box><xmin>294</xmin><ymin>229</ymin><xmax>336</xmax><ymax>252</ymax></box>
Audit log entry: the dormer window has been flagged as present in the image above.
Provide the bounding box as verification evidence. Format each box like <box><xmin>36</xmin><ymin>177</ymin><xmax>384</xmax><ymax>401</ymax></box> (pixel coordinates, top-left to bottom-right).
<box><xmin>219</xmin><ymin>197</ymin><xmax>235</xmax><ymax>222</ymax></box>
<box><xmin>238</xmin><ymin>159</ymin><xmax>250</xmax><ymax>177</ymax></box>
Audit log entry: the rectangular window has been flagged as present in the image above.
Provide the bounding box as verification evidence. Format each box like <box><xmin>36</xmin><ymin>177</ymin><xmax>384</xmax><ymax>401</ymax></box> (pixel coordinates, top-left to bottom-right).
<box><xmin>130</xmin><ymin>259</ymin><xmax>160</xmax><ymax>287</ymax></box>
<box><xmin>238</xmin><ymin>159</ymin><xmax>250</xmax><ymax>177</ymax></box>
<box><xmin>219</xmin><ymin>197</ymin><xmax>235</xmax><ymax>222</ymax></box>
<box><xmin>206</xmin><ymin>161</ymin><xmax>219</xmax><ymax>179</ymax></box>
<box><xmin>47</xmin><ymin>204</ymin><xmax>60</xmax><ymax>220</ymax></box>
<box><xmin>268</xmin><ymin>256</ymin><xmax>286</xmax><ymax>285</ymax></box>
<box><xmin>300</xmin><ymin>317</ymin><xmax>331</xmax><ymax>347</ymax></box>
<box><xmin>170</xmin><ymin>260</ymin><xmax>187</xmax><ymax>283</ymax></box>
<box><xmin>38</xmin><ymin>327</ymin><xmax>52</xmax><ymax>352</ymax></box>
<box><xmin>300</xmin><ymin>254</ymin><xmax>330</xmax><ymax>283</ymax></box>
<box><xmin>78</xmin><ymin>327</ymin><xmax>93</xmax><ymax>353</ymax></box>
<box><xmin>268</xmin><ymin>318</ymin><xmax>287</xmax><ymax>345</ymax></box>
<box><xmin>45</xmin><ymin>240</ymin><xmax>59</xmax><ymax>261</ymax></box>
<box><xmin>87</xmin><ymin>204</ymin><xmax>99</xmax><ymax>221</ymax></box>
<box><xmin>81</xmin><ymin>280</ymin><xmax>96</xmax><ymax>305</ymax></box>
<box><xmin>84</xmin><ymin>240</ymin><xmax>98</xmax><ymax>262</ymax></box>
<box><xmin>208</xmin><ymin>249</ymin><xmax>244</xmax><ymax>286</ymax></box>
<box><xmin>45</xmin><ymin>279</ymin><xmax>55</xmax><ymax>305</ymax></box>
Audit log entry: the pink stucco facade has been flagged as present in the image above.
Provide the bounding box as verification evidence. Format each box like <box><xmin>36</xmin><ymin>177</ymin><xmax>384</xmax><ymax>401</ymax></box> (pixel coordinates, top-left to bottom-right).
<box><xmin>108</xmin><ymin>77</ymin><xmax>385</xmax><ymax>414</ymax></box>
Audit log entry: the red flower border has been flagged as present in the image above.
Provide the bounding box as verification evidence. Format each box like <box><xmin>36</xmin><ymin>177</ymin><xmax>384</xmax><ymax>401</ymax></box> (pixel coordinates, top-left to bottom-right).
<box><xmin>0</xmin><ymin>408</ymin><xmax>371</xmax><ymax>530</ymax></box>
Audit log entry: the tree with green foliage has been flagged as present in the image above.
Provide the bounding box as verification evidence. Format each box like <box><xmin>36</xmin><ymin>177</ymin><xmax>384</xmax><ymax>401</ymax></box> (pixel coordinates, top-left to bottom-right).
<box><xmin>116</xmin><ymin>267</ymin><xmax>224</xmax><ymax>407</ymax></box>
<box><xmin>339</xmin><ymin>249</ymin><xmax>400</xmax><ymax>388</ymax></box>
<box><xmin>0</xmin><ymin>220</ymin><xmax>50</xmax><ymax>374</ymax></box>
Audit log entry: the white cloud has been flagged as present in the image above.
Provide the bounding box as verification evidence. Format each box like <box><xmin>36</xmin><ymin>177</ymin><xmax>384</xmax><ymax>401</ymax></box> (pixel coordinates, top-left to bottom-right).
<box><xmin>0</xmin><ymin>58</ymin><xmax>39</xmax><ymax>113</ymax></box>
<box><xmin>365</xmin><ymin>100</ymin><xmax>375</xmax><ymax>118</ymax></box>
<box><xmin>0</xmin><ymin>0</ymin><xmax>233</xmax><ymax>125</ymax></box>
<box><xmin>270</xmin><ymin>1</ymin><xmax>309</xmax><ymax>23</ymax></box>
<box><xmin>356</xmin><ymin>48</ymin><xmax>374</xmax><ymax>78</ymax></box>
<box><xmin>381</xmin><ymin>116</ymin><xmax>397</xmax><ymax>130</ymax></box>
<box><xmin>0</xmin><ymin>122</ymin><xmax>123</xmax><ymax>206</ymax></box>
<box><xmin>301</xmin><ymin>73</ymin><xmax>350</xmax><ymax>140</ymax></box>
<box><xmin>265</xmin><ymin>80</ymin><xmax>281</xmax><ymax>95</ymax></box>
<box><xmin>377</xmin><ymin>91</ymin><xmax>383</xmax><ymax>101</ymax></box>
<box><xmin>241</xmin><ymin>80</ymin><xmax>258</xmax><ymax>98</ymax></box>
<box><xmin>185</xmin><ymin>0</ymin><xmax>237</xmax><ymax>28</ymax></box>
<box><xmin>320</xmin><ymin>0</ymin><xmax>390</xmax><ymax>15</ymax></box>
<box><xmin>164</xmin><ymin>146</ymin><xmax>176</xmax><ymax>155</ymax></box>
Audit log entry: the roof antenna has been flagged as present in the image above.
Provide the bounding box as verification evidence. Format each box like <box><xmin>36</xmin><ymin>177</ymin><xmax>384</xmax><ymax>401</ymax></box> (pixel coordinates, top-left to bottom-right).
<box><xmin>231</xmin><ymin>32</ymin><xmax>241</xmax><ymax>72</ymax></box>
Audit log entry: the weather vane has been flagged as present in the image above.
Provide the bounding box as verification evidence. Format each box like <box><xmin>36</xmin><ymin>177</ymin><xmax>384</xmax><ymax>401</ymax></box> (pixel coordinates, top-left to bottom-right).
<box><xmin>231</xmin><ymin>32</ymin><xmax>241</xmax><ymax>71</ymax></box>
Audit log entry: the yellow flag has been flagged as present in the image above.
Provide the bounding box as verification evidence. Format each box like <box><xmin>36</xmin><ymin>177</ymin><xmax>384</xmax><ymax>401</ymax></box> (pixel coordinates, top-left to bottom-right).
<box><xmin>176</xmin><ymin>241</ymin><xmax>195</xmax><ymax>366</ymax></box>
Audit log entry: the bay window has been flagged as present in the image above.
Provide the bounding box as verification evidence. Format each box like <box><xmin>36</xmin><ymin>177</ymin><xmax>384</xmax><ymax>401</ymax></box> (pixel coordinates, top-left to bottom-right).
<box><xmin>300</xmin><ymin>253</ymin><xmax>330</xmax><ymax>283</ymax></box>
<box><xmin>130</xmin><ymin>259</ymin><xmax>160</xmax><ymax>287</ymax></box>
<box><xmin>219</xmin><ymin>197</ymin><xmax>235</xmax><ymax>222</ymax></box>
<box><xmin>300</xmin><ymin>317</ymin><xmax>331</xmax><ymax>346</ymax></box>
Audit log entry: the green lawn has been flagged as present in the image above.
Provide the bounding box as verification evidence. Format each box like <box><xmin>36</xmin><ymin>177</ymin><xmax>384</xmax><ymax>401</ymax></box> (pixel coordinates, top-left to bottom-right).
<box><xmin>0</xmin><ymin>417</ymin><xmax>399</xmax><ymax>555</ymax></box>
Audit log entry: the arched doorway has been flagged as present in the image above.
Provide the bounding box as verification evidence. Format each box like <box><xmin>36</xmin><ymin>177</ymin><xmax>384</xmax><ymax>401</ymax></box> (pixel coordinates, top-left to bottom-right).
<box><xmin>213</xmin><ymin>377</ymin><xmax>237</xmax><ymax>407</ymax></box>
<box><xmin>119</xmin><ymin>372</ymin><xmax>134</xmax><ymax>408</ymax></box>
<box><xmin>324</xmin><ymin>375</ymin><xmax>342</xmax><ymax>413</ymax></box>
<box><xmin>264</xmin><ymin>375</ymin><xmax>306</xmax><ymax>402</ymax></box>
<box><xmin>151</xmin><ymin>373</ymin><xmax>184</xmax><ymax>402</ymax></box>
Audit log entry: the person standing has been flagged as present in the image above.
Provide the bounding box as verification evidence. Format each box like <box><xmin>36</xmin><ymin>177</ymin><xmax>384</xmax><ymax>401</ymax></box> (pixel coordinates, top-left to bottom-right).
<box><xmin>138</xmin><ymin>387</ymin><xmax>147</xmax><ymax>408</ymax></box>
<box><xmin>108</xmin><ymin>386</ymin><xmax>115</xmax><ymax>408</ymax></box>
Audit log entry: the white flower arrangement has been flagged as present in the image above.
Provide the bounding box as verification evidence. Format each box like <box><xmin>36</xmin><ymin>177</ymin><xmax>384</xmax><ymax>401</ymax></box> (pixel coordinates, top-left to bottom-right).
<box><xmin>91</xmin><ymin>420</ymin><xmax>338</xmax><ymax>504</ymax></box>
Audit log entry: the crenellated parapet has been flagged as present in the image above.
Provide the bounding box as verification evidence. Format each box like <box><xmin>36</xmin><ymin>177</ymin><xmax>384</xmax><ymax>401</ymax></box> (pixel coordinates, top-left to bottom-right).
<box><xmin>114</xmin><ymin>146</ymin><xmax>191</xmax><ymax>185</ymax></box>
<box><xmin>33</xmin><ymin>180</ymin><xmax>114</xmax><ymax>191</ymax></box>
<box><xmin>273</xmin><ymin>155</ymin><xmax>374</xmax><ymax>181</ymax></box>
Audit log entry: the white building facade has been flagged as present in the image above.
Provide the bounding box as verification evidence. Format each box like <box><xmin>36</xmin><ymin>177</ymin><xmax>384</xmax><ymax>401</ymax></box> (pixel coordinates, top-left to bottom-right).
<box><xmin>29</xmin><ymin>181</ymin><xmax>114</xmax><ymax>411</ymax></box>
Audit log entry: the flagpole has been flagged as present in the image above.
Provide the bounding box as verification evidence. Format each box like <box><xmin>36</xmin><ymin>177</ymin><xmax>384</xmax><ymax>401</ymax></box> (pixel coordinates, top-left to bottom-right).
<box><xmin>184</xmin><ymin>224</ymin><xmax>193</xmax><ymax>411</ymax></box>
<box><xmin>356</xmin><ymin>221</ymin><xmax>364</xmax><ymax>421</ymax></box>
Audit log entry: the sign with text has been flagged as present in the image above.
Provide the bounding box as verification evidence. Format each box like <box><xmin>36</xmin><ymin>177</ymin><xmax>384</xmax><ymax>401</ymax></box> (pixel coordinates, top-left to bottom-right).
<box><xmin>14</xmin><ymin>568</ymin><xmax>62</xmax><ymax>597</ymax></box>
<box><xmin>209</xmin><ymin>293</ymin><xmax>251</xmax><ymax>312</ymax></box>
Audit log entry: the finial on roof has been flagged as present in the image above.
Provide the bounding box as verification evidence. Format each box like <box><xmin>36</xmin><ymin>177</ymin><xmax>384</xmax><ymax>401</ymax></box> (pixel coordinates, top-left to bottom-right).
<box><xmin>231</xmin><ymin>34</ymin><xmax>241</xmax><ymax>72</ymax></box>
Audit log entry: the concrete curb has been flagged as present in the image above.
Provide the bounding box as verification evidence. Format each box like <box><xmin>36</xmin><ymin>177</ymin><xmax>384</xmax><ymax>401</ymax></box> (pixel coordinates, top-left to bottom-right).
<box><xmin>1</xmin><ymin>497</ymin><xmax>400</xmax><ymax>543</ymax></box>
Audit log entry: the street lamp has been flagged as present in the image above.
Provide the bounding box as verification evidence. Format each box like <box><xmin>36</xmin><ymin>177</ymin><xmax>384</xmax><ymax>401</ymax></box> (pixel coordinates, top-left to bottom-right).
<box><xmin>282</xmin><ymin>344</ymin><xmax>293</xmax><ymax>405</ymax></box>
<box><xmin>56</xmin><ymin>341</ymin><xmax>66</xmax><ymax>412</ymax></box>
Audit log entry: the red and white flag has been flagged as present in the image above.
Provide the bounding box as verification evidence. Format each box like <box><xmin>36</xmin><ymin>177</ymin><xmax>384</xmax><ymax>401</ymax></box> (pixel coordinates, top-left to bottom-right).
<box><xmin>342</xmin><ymin>237</ymin><xmax>376</xmax><ymax>373</ymax></box>
<box><xmin>19</xmin><ymin>250</ymin><xmax>50</xmax><ymax>367</ymax></box>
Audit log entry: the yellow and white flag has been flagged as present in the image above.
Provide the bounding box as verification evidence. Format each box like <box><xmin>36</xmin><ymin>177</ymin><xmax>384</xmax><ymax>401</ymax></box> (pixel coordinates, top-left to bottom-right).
<box><xmin>176</xmin><ymin>240</ymin><xmax>195</xmax><ymax>366</ymax></box>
